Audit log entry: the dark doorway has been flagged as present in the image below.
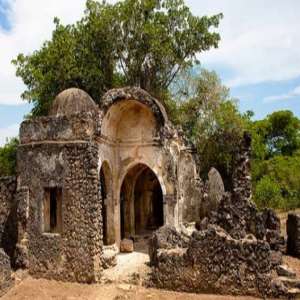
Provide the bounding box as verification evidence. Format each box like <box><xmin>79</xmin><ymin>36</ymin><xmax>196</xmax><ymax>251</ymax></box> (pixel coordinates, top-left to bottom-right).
<box><xmin>120</xmin><ymin>164</ymin><xmax>164</xmax><ymax>239</ymax></box>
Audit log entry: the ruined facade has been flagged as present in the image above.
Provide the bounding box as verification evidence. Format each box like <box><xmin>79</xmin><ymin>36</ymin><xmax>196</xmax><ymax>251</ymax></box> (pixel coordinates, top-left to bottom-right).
<box><xmin>0</xmin><ymin>87</ymin><xmax>201</xmax><ymax>284</ymax></box>
<box><xmin>1</xmin><ymin>86</ymin><xmax>298</xmax><ymax>298</ymax></box>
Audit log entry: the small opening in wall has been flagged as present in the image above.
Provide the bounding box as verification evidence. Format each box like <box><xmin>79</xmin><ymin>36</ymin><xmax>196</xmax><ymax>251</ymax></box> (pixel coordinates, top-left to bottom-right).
<box><xmin>44</xmin><ymin>187</ymin><xmax>62</xmax><ymax>233</ymax></box>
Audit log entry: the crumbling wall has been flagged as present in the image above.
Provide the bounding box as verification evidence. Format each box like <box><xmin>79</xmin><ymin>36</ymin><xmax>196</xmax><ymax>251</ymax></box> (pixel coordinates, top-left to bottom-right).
<box><xmin>149</xmin><ymin>225</ymin><xmax>273</xmax><ymax>297</ymax></box>
<box><xmin>17</xmin><ymin>141</ymin><xmax>102</xmax><ymax>282</ymax></box>
<box><xmin>148</xmin><ymin>132</ymin><xmax>288</xmax><ymax>298</ymax></box>
<box><xmin>20</xmin><ymin>112</ymin><xmax>99</xmax><ymax>144</ymax></box>
<box><xmin>0</xmin><ymin>248</ymin><xmax>12</xmax><ymax>297</ymax></box>
<box><xmin>0</xmin><ymin>176</ymin><xmax>17</xmax><ymax>263</ymax></box>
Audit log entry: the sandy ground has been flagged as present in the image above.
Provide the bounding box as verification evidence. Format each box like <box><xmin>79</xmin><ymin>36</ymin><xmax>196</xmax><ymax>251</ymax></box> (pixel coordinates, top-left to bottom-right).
<box><xmin>102</xmin><ymin>251</ymin><xmax>149</xmax><ymax>283</ymax></box>
<box><xmin>102</xmin><ymin>237</ymin><xmax>150</xmax><ymax>283</ymax></box>
<box><xmin>2</xmin><ymin>278</ymin><xmax>261</xmax><ymax>300</ymax></box>
<box><xmin>4</xmin><ymin>214</ymin><xmax>300</xmax><ymax>300</ymax></box>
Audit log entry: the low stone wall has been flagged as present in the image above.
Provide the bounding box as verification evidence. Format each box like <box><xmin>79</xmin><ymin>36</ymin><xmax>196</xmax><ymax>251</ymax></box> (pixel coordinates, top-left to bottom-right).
<box><xmin>0</xmin><ymin>248</ymin><xmax>13</xmax><ymax>297</ymax></box>
<box><xmin>0</xmin><ymin>176</ymin><xmax>17</xmax><ymax>263</ymax></box>
<box><xmin>149</xmin><ymin>225</ymin><xmax>276</xmax><ymax>298</ymax></box>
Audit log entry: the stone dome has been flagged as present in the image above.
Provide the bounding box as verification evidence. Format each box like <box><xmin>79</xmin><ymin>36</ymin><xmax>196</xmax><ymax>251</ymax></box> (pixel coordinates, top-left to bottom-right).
<box><xmin>49</xmin><ymin>88</ymin><xmax>98</xmax><ymax>116</ymax></box>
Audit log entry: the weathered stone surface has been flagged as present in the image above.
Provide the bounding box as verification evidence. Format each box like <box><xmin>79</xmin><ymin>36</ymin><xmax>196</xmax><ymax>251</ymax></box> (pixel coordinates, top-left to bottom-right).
<box><xmin>266</xmin><ymin>229</ymin><xmax>285</xmax><ymax>252</ymax></box>
<box><xmin>149</xmin><ymin>225</ymin><xmax>189</xmax><ymax>266</ymax></box>
<box><xmin>0</xmin><ymin>248</ymin><xmax>13</xmax><ymax>297</ymax></box>
<box><xmin>102</xmin><ymin>244</ymin><xmax>118</xmax><ymax>269</ymax></box>
<box><xmin>270</xmin><ymin>250</ymin><xmax>282</xmax><ymax>267</ymax></box>
<box><xmin>287</xmin><ymin>213</ymin><xmax>300</xmax><ymax>258</ymax></box>
<box><xmin>16</xmin><ymin>142</ymin><xmax>102</xmax><ymax>283</ymax></box>
<box><xmin>277</xmin><ymin>264</ymin><xmax>296</xmax><ymax>278</ymax></box>
<box><xmin>149</xmin><ymin>225</ymin><xmax>273</xmax><ymax>297</ymax></box>
<box><xmin>0</xmin><ymin>176</ymin><xmax>17</xmax><ymax>264</ymax></box>
<box><xmin>120</xmin><ymin>239</ymin><xmax>134</xmax><ymax>253</ymax></box>
<box><xmin>262</xmin><ymin>208</ymin><xmax>281</xmax><ymax>232</ymax></box>
<box><xmin>200</xmin><ymin>168</ymin><xmax>224</xmax><ymax>218</ymax></box>
<box><xmin>49</xmin><ymin>88</ymin><xmax>98</xmax><ymax>117</ymax></box>
<box><xmin>7</xmin><ymin>86</ymin><xmax>203</xmax><ymax>285</ymax></box>
<box><xmin>207</xmin><ymin>167</ymin><xmax>224</xmax><ymax>208</ymax></box>
<box><xmin>20</xmin><ymin>112</ymin><xmax>99</xmax><ymax>144</ymax></box>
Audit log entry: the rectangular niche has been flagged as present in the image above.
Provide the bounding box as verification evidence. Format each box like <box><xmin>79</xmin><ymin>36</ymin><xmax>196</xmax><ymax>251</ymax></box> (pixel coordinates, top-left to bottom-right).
<box><xmin>43</xmin><ymin>187</ymin><xmax>62</xmax><ymax>233</ymax></box>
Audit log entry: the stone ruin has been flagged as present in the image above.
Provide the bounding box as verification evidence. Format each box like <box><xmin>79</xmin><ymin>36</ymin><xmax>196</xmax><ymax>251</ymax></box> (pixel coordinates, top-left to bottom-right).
<box><xmin>0</xmin><ymin>86</ymin><xmax>299</xmax><ymax>298</ymax></box>
<box><xmin>148</xmin><ymin>133</ymin><xmax>299</xmax><ymax>298</ymax></box>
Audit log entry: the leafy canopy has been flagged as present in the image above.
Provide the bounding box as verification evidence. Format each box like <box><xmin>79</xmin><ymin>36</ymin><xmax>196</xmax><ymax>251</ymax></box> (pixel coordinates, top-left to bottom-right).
<box><xmin>13</xmin><ymin>0</ymin><xmax>222</xmax><ymax>116</ymax></box>
<box><xmin>0</xmin><ymin>138</ymin><xmax>19</xmax><ymax>177</ymax></box>
<box><xmin>174</xmin><ymin>69</ymin><xmax>246</xmax><ymax>186</ymax></box>
<box><xmin>250</xmin><ymin>110</ymin><xmax>300</xmax><ymax>210</ymax></box>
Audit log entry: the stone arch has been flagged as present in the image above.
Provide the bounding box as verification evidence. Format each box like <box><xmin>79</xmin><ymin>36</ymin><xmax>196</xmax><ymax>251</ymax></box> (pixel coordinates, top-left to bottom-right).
<box><xmin>119</xmin><ymin>163</ymin><xmax>165</xmax><ymax>239</ymax></box>
<box><xmin>99</xmin><ymin>161</ymin><xmax>115</xmax><ymax>245</ymax></box>
<box><xmin>100</xmin><ymin>87</ymin><xmax>168</xmax><ymax>131</ymax></box>
<box><xmin>101</xmin><ymin>99</ymin><xmax>158</xmax><ymax>143</ymax></box>
<box><xmin>119</xmin><ymin>161</ymin><xmax>167</xmax><ymax>196</ymax></box>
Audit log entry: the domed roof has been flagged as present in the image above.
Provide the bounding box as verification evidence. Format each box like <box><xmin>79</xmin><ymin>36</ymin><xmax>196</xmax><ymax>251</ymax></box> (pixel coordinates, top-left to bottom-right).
<box><xmin>49</xmin><ymin>88</ymin><xmax>98</xmax><ymax>116</ymax></box>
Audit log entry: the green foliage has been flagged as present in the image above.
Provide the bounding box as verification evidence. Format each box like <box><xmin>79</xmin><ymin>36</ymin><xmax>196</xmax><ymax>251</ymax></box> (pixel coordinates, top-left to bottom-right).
<box><xmin>12</xmin><ymin>3</ymin><xmax>120</xmax><ymax>116</ymax></box>
<box><xmin>255</xmin><ymin>176</ymin><xmax>282</xmax><ymax>209</ymax></box>
<box><xmin>175</xmin><ymin>69</ymin><xmax>245</xmax><ymax>186</ymax></box>
<box><xmin>0</xmin><ymin>138</ymin><xmax>19</xmax><ymax>177</ymax></box>
<box><xmin>13</xmin><ymin>0</ymin><xmax>222</xmax><ymax>116</ymax></box>
<box><xmin>251</xmin><ymin>111</ymin><xmax>300</xmax><ymax>210</ymax></box>
<box><xmin>250</xmin><ymin>110</ymin><xmax>300</xmax><ymax>160</ymax></box>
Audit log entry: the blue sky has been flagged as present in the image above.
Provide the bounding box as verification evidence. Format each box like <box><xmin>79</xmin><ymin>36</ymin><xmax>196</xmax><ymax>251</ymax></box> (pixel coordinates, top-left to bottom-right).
<box><xmin>0</xmin><ymin>0</ymin><xmax>300</xmax><ymax>145</ymax></box>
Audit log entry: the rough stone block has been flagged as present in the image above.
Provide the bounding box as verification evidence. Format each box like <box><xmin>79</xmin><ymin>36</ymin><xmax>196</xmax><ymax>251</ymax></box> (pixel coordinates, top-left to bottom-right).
<box><xmin>120</xmin><ymin>239</ymin><xmax>134</xmax><ymax>253</ymax></box>
<box><xmin>277</xmin><ymin>264</ymin><xmax>296</xmax><ymax>278</ymax></box>
<box><xmin>102</xmin><ymin>244</ymin><xmax>118</xmax><ymax>269</ymax></box>
<box><xmin>0</xmin><ymin>248</ymin><xmax>13</xmax><ymax>297</ymax></box>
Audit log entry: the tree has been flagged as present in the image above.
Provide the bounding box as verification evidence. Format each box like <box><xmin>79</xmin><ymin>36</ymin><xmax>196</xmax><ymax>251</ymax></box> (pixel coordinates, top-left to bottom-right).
<box><xmin>177</xmin><ymin>69</ymin><xmax>245</xmax><ymax>187</ymax></box>
<box><xmin>250</xmin><ymin>111</ymin><xmax>300</xmax><ymax>210</ymax></box>
<box><xmin>254</xmin><ymin>175</ymin><xmax>282</xmax><ymax>209</ymax></box>
<box><xmin>0</xmin><ymin>138</ymin><xmax>19</xmax><ymax>177</ymax></box>
<box><xmin>13</xmin><ymin>0</ymin><xmax>222</xmax><ymax>116</ymax></box>
<box><xmin>112</xmin><ymin>0</ymin><xmax>222</xmax><ymax>96</ymax></box>
<box><xmin>12</xmin><ymin>2</ymin><xmax>119</xmax><ymax>116</ymax></box>
<box><xmin>251</xmin><ymin>110</ymin><xmax>300</xmax><ymax>159</ymax></box>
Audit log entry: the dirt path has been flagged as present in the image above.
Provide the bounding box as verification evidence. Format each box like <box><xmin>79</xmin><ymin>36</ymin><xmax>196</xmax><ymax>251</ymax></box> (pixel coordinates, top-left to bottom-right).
<box><xmin>102</xmin><ymin>251</ymin><xmax>150</xmax><ymax>283</ymax></box>
<box><xmin>2</xmin><ymin>278</ymin><xmax>261</xmax><ymax>300</ymax></box>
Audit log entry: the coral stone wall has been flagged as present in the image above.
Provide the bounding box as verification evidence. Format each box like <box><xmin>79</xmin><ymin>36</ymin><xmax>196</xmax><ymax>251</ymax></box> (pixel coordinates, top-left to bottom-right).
<box><xmin>17</xmin><ymin>142</ymin><xmax>102</xmax><ymax>282</ymax></box>
<box><xmin>149</xmin><ymin>225</ymin><xmax>273</xmax><ymax>298</ymax></box>
<box><xmin>0</xmin><ymin>176</ymin><xmax>17</xmax><ymax>262</ymax></box>
<box><xmin>20</xmin><ymin>112</ymin><xmax>99</xmax><ymax>144</ymax></box>
<box><xmin>0</xmin><ymin>248</ymin><xmax>12</xmax><ymax>297</ymax></box>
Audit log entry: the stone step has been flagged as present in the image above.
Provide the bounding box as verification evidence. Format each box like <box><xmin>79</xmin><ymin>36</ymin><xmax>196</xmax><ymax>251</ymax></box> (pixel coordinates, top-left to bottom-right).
<box><xmin>287</xmin><ymin>288</ymin><xmax>300</xmax><ymax>298</ymax></box>
<box><xmin>277</xmin><ymin>264</ymin><xmax>296</xmax><ymax>278</ymax></box>
<box><xmin>278</xmin><ymin>276</ymin><xmax>300</xmax><ymax>289</ymax></box>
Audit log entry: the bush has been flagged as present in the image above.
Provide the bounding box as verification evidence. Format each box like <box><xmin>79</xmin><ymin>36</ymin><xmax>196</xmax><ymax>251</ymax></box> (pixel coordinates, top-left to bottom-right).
<box><xmin>0</xmin><ymin>138</ymin><xmax>19</xmax><ymax>177</ymax></box>
<box><xmin>254</xmin><ymin>176</ymin><xmax>282</xmax><ymax>209</ymax></box>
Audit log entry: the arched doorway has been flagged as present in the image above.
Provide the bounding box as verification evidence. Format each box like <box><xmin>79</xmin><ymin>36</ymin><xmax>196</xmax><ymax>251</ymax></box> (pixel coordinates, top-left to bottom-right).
<box><xmin>120</xmin><ymin>164</ymin><xmax>164</xmax><ymax>239</ymax></box>
<box><xmin>100</xmin><ymin>161</ymin><xmax>115</xmax><ymax>245</ymax></box>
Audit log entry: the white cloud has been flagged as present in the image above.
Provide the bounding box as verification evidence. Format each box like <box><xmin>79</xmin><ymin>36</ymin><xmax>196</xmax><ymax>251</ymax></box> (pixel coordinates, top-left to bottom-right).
<box><xmin>263</xmin><ymin>85</ymin><xmax>300</xmax><ymax>103</ymax></box>
<box><xmin>1</xmin><ymin>0</ymin><xmax>300</xmax><ymax>109</ymax></box>
<box><xmin>187</xmin><ymin>0</ymin><xmax>300</xmax><ymax>87</ymax></box>
<box><xmin>0</xmin><ymin>123</ymin><xmax>19</xmax><ymax>146</ymax></box>
<box><xmin>0</xmin><ymin>0</ymin><xmax>87</xmax><ymax>105</ymax></box>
